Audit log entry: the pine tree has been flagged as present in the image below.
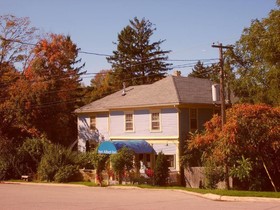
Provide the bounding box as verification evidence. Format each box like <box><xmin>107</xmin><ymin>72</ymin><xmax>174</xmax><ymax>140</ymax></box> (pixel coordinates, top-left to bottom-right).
<box><xmin>107</xmin><ymin>17</ymin><xmax>171</xmax><ymax>88</ymax></box>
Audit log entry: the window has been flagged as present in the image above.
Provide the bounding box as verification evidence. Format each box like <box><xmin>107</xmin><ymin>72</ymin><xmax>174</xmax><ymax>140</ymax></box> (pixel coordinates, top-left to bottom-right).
<box><xmin>166</xmin><ymin>155</ymin><xmax>175</xmax><ymax>168</ymax></box>
<box><xmin>155</xmin><ymin>154</ymin><xmax>175</xmax><ymax>168</ymax></box>
<box><xmin>125</xmin><ymin>112</ymin><xmax>134</xmax><ymax>131</ymax></box>
<box><xmin>190</xmin><ymin>109</ymin><xmax>198</xmax><ymax>133</ymax></box>
<box><xmin>151</xmin><ymin>111</ymin><xmax>160</xmax><ymax>131</ymax></box>
<box><xmin>90</xmin><ymin>116</ymin><xmax>96</xmax><ymax>130</ymax></box>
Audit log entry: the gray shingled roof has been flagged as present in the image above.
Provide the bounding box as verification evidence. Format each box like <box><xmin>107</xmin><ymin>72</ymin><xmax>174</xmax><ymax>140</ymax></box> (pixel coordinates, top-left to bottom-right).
<box><xmin>75</xmin><ymin>76</ymin><xmax>214</xmax><ymax>113</ymax></box>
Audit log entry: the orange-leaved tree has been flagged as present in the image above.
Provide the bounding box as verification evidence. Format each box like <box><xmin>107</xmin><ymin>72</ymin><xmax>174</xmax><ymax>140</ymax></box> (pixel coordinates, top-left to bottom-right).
<box><xmin>3</xmin><ymin>33</ymin><xmax>85</xmax><ymax>146</ymax></box>
<box><xmin>188</xmin><ymin>104</ymin><xmax>280</xmax><ymax>191</ymax></box>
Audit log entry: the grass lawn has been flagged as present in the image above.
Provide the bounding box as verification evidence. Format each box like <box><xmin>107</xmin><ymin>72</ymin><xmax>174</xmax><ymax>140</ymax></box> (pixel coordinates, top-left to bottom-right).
<box><xmin>136</xmin><ymin>185</ymin><xmax>280</xmax><ymax>198</ymax></box>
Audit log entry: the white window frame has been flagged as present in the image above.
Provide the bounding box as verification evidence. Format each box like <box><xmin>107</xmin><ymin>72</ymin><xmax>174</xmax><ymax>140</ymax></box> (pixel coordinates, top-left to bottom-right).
<box><xmin>124</xmin><ymin>111</ymin><xmax>134</xmax><ymax>132</ymax></box>
<box><xmin>189</xmin><ymin>108</ymin><xmax>198</xmax><ymax>133</ymax></box>
<box><xmin>150</xmin><ymin>110</ymin><xmax>161</xmax><ymax>132</ymax></box>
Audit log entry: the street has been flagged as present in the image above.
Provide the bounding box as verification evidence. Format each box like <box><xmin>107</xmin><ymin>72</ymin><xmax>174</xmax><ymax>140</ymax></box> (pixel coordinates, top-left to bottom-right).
<box><xmin>0</xmin><ymin>183</ymin><xmax>279</xmax><ymax>210</ymax></box>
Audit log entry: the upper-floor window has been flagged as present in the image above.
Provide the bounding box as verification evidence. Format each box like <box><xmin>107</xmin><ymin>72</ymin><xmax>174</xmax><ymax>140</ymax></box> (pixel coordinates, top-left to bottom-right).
<box><xmin>90</xmin><ymin>116</ymin><xmax>96</xmax><ymax>130</ymax></box>
<box><xmin>190</xmin><ymin>109</ymin><xmax>198</xmax><ymax>133</ymax></box>
<box><xmin>151</xmin><ymin>110</ymin><xmax>161</xmax><ymax>131</ymax></box>
<box><xmin>125</xmin><ymin>112</ymin><xmax>134</xmax><ymax>131</ymax></box>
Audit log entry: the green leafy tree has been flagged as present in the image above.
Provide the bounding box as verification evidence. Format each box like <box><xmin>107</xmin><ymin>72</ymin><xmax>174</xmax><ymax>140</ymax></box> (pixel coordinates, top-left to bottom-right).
<box><xmin>85</xmin><ymin>70</ymin><xmax>115</xmax><ymax>103</ymax></box>
<box><xmin>107</xmin><ymin>17</ymin><xmax>171</xmax><ymax>88</ymax></box>
<box><xmin>90</xmin><ymin>150</ymin><xmax>109</xmax><ymax>186</ymax></box>
<box><xmin>226</xmin><ymin>6</ymin><xmax>280</xmax><ymax>106</ymax></box>
<box><xmin>154</xmin><ymin>152</ymin><xmax>169</xmax><ymax>186</ymax></box>
<box><xmin>111</xmin><ymin>147</ymin><xmax>134</xmax><ymax>184</ymax></box>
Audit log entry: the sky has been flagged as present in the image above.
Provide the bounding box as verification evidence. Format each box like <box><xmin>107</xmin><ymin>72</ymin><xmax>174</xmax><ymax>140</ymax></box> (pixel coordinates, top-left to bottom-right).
<box><xmin>1</xmin><ymin>0</ymin><xmax>278</xmax><ymax>85</ymax></box>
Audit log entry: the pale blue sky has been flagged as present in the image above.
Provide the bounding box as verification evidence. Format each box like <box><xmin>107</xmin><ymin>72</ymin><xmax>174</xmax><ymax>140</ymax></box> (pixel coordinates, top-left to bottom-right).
<box><xmin>1</xmin><ymin>0</ymin><xmax>278</xmax><ymax>85</ymax></box>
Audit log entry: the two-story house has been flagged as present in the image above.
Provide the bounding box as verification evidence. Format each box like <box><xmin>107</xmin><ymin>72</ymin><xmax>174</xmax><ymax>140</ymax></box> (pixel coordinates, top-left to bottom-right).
<box><xmin>74</xmin><ymin>73</ymin><xmax>219</xmax><ymax>177</ymax></box>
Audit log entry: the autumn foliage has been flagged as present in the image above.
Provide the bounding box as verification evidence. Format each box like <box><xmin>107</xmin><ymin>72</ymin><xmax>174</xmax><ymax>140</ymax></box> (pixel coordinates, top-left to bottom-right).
<box><xmin>188</xmin><ymin>104</ymin><xmax>280</xmax><ymax>191</ymax></box>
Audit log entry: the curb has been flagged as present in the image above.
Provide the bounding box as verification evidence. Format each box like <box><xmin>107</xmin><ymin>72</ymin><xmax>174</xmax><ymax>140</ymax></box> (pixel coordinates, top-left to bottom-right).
<box><xmin>2</xmin><ymin>181</ymin><xmax>280</xmax><ymax>202</ymax></box>
<box><xmin>2</xmin><ymin>181</ymin><xmax>86</xmax><ymax>188</ymax></box>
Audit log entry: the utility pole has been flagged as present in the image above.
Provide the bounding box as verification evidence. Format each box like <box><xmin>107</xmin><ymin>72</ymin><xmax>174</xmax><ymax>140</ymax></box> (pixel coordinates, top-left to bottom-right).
<box><xmin>212</xmin><ymin>43</ymin><xmax>232</xmax><ymax>190</ymax></box>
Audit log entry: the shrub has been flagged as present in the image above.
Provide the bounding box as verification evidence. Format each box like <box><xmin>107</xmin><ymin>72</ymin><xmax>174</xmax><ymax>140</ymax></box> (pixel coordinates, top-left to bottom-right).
<box><xmin>111</xmin><ymin>147</ymin><xmax>134</xmax><ymax>184</ymax></box>
<box><xmin>17</xmin><ymin>137</ymin><xmax>47</xmax><ymax>176</ymax></box>
<box><xmin>54</xmin><ymin>165</ymin><xmax>79</xmax><ymax>183</ymax></box>
<box><xmin>154</xmin><ymin>152</ymin><xmax>169</xmax><ymax>186</ymax></box>
<box><xmin>0</xmin><ymin>136</ymin><xmax>18</xmax><ymax>180</ymax></box>
<box><xmin>37</xmin><ymin>144</ymin><xmax>79</xmax><ymax>182</ymax></box>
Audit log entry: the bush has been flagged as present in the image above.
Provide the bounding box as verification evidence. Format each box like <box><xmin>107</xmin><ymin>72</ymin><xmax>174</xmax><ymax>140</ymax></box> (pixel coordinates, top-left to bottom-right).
<box><xmin>111</xmin><ymin>147</ymin><xmax>134</xmax><ymax>184</ymax></box>
<box><xmin>54</xmin><ymin>165</ymin><xmax>79</xmax><ymax>183</ymax></box>
<box><xmin>38</xmin><ymin>144</ymin><xmax>79</xmax><ymax>182</ymax></box>
<box><xmin>154</xmin><ymin>152</ymin><xmax>169</xmax><ymax>186</ymax></box>
<box><xmin>17</xmin><ymin>138</ymin><xmax>47</xmax><ymax>176</ymax></box>
<box><xmin>204</xmin><ymin>160</ymin><xmax>224</xmax><ymax>189</ymax></box>
<box><xmin>0</xmin><ymin>137</ymin><xmax>18</xmax><ymax>180</ymax></box>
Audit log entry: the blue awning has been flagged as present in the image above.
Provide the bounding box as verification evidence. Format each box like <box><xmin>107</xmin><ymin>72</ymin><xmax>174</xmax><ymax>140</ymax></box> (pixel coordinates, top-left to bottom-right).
<box><xmin>97</xmin><ymin>140</ymin><xmax>155</xmax><ymax>154</ymax></box>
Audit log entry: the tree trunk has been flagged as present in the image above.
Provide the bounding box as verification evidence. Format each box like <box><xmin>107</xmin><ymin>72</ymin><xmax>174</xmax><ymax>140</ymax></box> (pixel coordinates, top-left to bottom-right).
<box><xmin>262</xmin><ymin>157</ymin><xmax>277</xmax><ymax>192</ymax></box>
<box><xmin>224</xmin><ymin>164</ymin><xmax>230</xmax><ymax>190</ymax></box>
<box><xmin>118</xmin><ymin>171</ymin><xmax>123</xmax><ymax>185</ymax></box>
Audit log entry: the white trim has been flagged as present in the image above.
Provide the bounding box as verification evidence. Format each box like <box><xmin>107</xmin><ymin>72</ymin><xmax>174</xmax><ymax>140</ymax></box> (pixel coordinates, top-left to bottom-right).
<box><xmin>124</xmin><ymin>111</ymin><xmax>134</xmax><ymax>132</ymax></box>
<box><xmin>150</xmin><ymin>109</ymin><xmax>161</xmax><ymax>132</ymax></box>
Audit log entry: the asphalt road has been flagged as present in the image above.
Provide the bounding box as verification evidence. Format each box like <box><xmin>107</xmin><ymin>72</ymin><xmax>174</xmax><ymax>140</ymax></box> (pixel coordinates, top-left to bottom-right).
<box><xmin>0</xmin><ymin>183</ymin><xmax>280</xmax><ymax>210</ymax></box>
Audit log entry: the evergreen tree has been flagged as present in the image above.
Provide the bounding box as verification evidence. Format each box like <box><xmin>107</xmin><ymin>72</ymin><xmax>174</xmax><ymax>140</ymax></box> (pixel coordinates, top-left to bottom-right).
<box><xmin>107</xmin><ymin>17</ymin><xmax>171</xmax><ymax>88</ymax></box>
<box><xmin>188</xmin><ymin>61</ymin><xmax>219</xmax><ymax>82</ymax></box>
<box><xmin>154</xmin><ymin>152</ymin><xmax>169</xmax><ymax>186</ymax></box>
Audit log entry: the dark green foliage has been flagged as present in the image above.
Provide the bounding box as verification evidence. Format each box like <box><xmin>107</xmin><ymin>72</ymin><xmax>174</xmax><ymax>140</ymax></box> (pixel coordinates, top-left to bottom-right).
<box><xmin>0</xmin><ymin>136</ymin><xmax>19</xmax><ymax>180</ymax></box>
<box><xmin>226</xmin><ymin>7</ymin><xmax>280</xmax><ymax>106</ymax></box>
<box><xmin>111</xmin><ymin>147</ymin><xmax>134</xmax><ymax>184</ymax></box>
<box><xmin>87</xmin><ymin>150</ymin><xmax>109</xmax><ymax>185</ymax></box>
<box><xmin>107</xmin><ymin>17</ymin><xmax>171</xmax><ymax>89</ymax></box>
<box><xmin>37</xmin><ymin>144</ymin><xmax>79</xmax><ymax>182</ymax></box>
<box><xmin>154</xmin><ymin>152</ymin><xmax>169</xmax><ymax>186</ymax></box>
<box><xmin>188</xmin><ymin>61</ymin><xmax>220</xmax><ymax>83</ymax></box>
<box><xmin>203</xmin><ymin>160</ymin><xmax>224</xmax><ymax>189</ymax></box>
<box><xmin>54</xmin><ymin>165</ymin><xmax>79</xmax><ymax>183</ymax></box>
<box><xmin>17</xmin><ymin>138</ymin><xmax>47</xmax><ymax>176</ymax></box>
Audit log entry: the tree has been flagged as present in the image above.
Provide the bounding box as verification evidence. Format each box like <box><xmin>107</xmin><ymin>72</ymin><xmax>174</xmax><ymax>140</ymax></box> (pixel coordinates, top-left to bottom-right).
<box><xmin>154</xmin><ymin>152</ymin><xmax>169</xmax><ymax>186</ymax></box>
<box><xmin>188</xmin><ymin>104</ymin><xmax>280</xmax><ymax>191</ymax></box>
<box><xmin>226</xmin><ymin>7</ymin><xmax>280</xmax><ymax>106</ymax></box>
<box><xmin>0</xmin><ymin>15</ymin><xmax>38</xmax><ymax>141</ymax></box>
<box><xmin>111</xmin><ymin>147</ymin><xmax>134</xmax><ymax>184</ymax></box>
<box><xmin>107</xmin><ymin>17</ymin><xmax>171</xmax><ymax>88</ymax></box>
<box><xmin>2</xmin><ymin>34</ymin><xmax>85</xmax><ymax>145</ymax></box>
<box><xmin>86</xmin><ymin>70</ymin><xmax>115</xmax><ymax>103</ymax></box>
<box><xmin>0</xmin><ymin>15</ymin><xmax>38</xmax><ymax>69</ymax></box>
<box><xmin>188</xmin><ymin>61</ymin><xmax>220</xmax><ymax>82</ymax></box>
<box><xmin>90</xmin><ymin>150</ymin><xmax>109</xmax><ymax>186</ymax></box>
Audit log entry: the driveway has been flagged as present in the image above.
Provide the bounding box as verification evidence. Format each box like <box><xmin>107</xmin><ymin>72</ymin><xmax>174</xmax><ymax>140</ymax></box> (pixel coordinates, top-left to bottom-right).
<box><xmin>0</xmin><ymin>183</ymin><xmax>279</xmax><ymax>210</ymax></box>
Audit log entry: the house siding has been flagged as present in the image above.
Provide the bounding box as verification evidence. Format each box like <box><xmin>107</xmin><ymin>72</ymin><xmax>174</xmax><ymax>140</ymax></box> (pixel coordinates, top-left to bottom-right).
<box><xmin>77</xmin><ymin>113</ymin><xmax>109</xmax><ymax>152</ymax></box>
<box><xmin>109</xmin><ymin>108</ymin><xmax>178</xmax><ymax>139</ymax></box>
<box><xmin>198</xmin><ymin>108</ymin><xmax>214</xmax><ymax>131</ymax></box>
